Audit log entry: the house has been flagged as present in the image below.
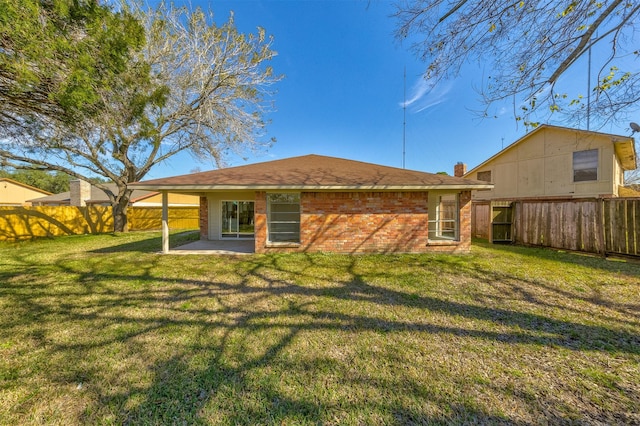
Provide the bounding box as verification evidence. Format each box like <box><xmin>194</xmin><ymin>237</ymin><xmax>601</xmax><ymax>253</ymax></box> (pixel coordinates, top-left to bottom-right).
<box><xmin>459</xmin><ymin>125</ymin><xmax>638</xmax><ymax>245</ymax></box>
<box><xmin>0</xmin><ymin>178</ymin><xmax>52</xmax><ymax>206</ymax></box>
<box><xmin>29</xmin><ymin>180</ymin><xmax>200</xmax><ymax>207</ymax></box>
<box><xmin>130</xmin><ymin>154</ymin><xmax>493</xmax><ymax>254</ymax></box>
<box><xmin>462</xmin><ymin>124</ymin><xmax>637</xmax><ymax>200</ymax></box>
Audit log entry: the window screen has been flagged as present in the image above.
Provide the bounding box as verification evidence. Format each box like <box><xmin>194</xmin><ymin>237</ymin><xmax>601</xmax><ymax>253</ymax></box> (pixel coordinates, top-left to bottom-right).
<box><xmin>267</xmin><ymin>193</ymin><xmax>300</xmax><ymax>243</ymax></box>
<box><xmin>428</xmin><ymin>193</ymin><xmax>459</xmax><ymax>241</ymax></box>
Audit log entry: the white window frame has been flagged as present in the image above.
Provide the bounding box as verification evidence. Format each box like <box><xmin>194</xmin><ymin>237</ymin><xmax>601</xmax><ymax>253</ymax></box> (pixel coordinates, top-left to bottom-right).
<box><xmin>428</xmin><ymin>192</ymin><xmax>459</xmax><ymax>241</ymax></box>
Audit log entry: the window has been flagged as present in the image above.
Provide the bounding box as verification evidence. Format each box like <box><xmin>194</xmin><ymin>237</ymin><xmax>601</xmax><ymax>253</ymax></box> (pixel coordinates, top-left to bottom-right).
<box><xmin>267</xmin><ymin>193</ymin><xmax>300</xmax><ymax>243</ymax></box>
<box><xmin>428</xmin><ymin>193</ymin><xmax>459</xmax><ymax>241</ymax></box>
<box><xmin>573</xmin><ymin>149</ymin><xmax>598</xmax><ymax>182</ymax></box>
<box><xmin>477</xmin><ymin>170</ymin><xmax>491</xmax><ymax>182</ymax></box>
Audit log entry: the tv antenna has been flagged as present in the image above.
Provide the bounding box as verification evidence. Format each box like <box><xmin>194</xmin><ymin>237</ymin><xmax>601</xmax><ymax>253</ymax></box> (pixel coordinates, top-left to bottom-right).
<box><xmin>587</xmin><ymin>41</ymin><xmax>592</xmax><ymax>130</ymax></box>
<box><xmin>630</xmin><ymin>122</ymin><xmax>640</xmax><ymax>136</ymax></box>
<box><xmin>403</xmin><ymin>66</ymin><xmax>406</xmax><ymax>169</ymax></box>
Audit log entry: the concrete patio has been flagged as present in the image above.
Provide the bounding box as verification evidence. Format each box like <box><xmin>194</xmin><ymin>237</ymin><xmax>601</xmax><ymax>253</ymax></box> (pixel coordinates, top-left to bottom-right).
<box><xmin>169</xmin><ymin>239</ymin><xmax>254</xmax><ymax>255</ymax></box>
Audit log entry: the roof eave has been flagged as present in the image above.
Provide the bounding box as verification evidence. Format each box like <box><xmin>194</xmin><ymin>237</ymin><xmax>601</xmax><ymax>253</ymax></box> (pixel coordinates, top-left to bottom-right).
<box><xmin>613</xmin><ymin>139</ymin><xmax>637</xmax><ymax>170</ymax></box>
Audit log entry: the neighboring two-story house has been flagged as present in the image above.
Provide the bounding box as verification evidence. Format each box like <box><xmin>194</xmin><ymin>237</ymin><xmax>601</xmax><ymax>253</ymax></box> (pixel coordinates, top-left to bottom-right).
<box><xmin>463</xmin><ymin>124</ymin><xmax>636</xmax><ymax>200</ymax></box>
<box><xmin>460</xmin><ymin>125</ymin><xmax>637</xmax><ymax>244</ymax></box>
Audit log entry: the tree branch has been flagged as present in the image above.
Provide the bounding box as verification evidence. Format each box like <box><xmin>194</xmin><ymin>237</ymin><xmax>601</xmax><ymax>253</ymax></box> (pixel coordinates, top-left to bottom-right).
<box><xmin>547</xmin><ymin>0</ymin><xmax>624</xmax><ymax>85</ymax></box>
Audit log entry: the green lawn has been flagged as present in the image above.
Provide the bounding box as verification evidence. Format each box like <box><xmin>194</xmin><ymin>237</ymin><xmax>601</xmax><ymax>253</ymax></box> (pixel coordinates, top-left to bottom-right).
<box><xmin>1</xmin><ymin>232</ymin><xmax>638</xmax><ymax>425</ymax></box>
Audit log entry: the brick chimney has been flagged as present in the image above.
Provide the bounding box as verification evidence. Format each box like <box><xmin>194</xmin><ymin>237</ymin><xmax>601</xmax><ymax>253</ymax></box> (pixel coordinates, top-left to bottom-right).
<box><xmin>69</xmin><ymin>179</ymin><xmax>91</xmax><ymax>206</ymax></box>
<box><xmin>454</xmin><ymin>162</ymin><xmax>467</xmax><ymax>178</ymax></box>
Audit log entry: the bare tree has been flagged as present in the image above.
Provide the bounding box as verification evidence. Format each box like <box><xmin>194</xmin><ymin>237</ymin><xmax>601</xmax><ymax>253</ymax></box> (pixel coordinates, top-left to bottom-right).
<box><xmin>1</xmin><ymin>1</ymin><xmax>281</xmax><ymax>231</ymax></box>
<box><xmin>393</xmin><ymin>0</ymin><xmax>640</xmax><ymax>127</ymax></box>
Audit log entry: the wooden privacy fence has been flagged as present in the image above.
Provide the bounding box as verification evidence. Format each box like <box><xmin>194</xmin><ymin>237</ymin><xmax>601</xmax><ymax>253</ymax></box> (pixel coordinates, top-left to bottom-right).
<box><xmin>603</xmin><ymin>198</ymin><xmax>640</xmax><ymax>256</ymax></box>
<box><xmin>0</xmin><ymin>206</ymin><xmax>199</xmax><ymax>241</ymax></box>
<box><xmin>129</xmin><ymin>207</ymin><xmax>200</xmax><ymax>231</ymax></box>
<box><xmin>471</xmin><ymin>198</ymin><xmax>640</xmax><ymax>257</ymax></box>
<box><xmin>471</xmin><ymin>202</ymin><xmax>490</xmax><ymax>241</ymax></box>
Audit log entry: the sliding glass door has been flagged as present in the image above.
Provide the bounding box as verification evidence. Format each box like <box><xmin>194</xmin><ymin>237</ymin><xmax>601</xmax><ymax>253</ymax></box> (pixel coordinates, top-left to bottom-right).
<box><xmin>221</xmin><ymin>201</ymin><xmax>254</xmax><ymax>238</ymax></box>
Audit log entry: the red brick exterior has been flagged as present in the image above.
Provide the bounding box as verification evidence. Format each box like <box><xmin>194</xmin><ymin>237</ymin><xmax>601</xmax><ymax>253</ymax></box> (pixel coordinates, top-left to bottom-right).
<box><xmin>199</xmin><ymin>196</ymin><xmax>208</xmax><ymax>239</ymax></box>
<box><xmin>254</xmin><ymin>191</ymin><xmax>268</xmax><ymax>249</ymax></box>
<box><xmin>254</xmin><ymin>191</ymin><xmax>472</xmax><ymax>254</ymax></box>
<box><xmin>455</xmin><ymin>190</ymin><xmax>472</xmax><ymax>252</ymax></box>
<box><xmin>299</xmin><ymin>192</ymin><xmax>429</xmax><ymax>253</ymax></box>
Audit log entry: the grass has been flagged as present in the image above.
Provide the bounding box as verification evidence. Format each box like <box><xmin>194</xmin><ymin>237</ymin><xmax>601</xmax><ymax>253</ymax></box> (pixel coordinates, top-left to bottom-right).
<box><xmin>0</xmin><ymin>231</ymin><xmax>638</xmax><ymax>425</ymax></box>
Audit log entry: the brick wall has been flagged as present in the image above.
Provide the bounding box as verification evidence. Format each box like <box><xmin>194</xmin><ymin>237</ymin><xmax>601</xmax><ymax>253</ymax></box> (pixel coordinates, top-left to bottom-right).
<box><xmin>255</xmin><ymin>191</ymin><xmax>472</xmax><ymax>254</ymax></box>
<box><xmin>459</xmin><ymin>190</ymin><xmax>471</xmax><ymax>245</ymax></box>
<box><xmin>199</xmin><ymin>196</ymin><xmax>208</xmax><ymax>239</ymax></box>
<box><xmin>254</xmin><ymin>191</ymin><xmax>268</xmax><ymax>249</ymax></box>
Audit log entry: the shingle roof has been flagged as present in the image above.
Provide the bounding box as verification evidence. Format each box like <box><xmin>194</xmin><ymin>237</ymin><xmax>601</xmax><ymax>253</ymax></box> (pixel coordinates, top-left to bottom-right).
<box><xmin>29</xmin><ymin>183</ymin><xmax>157</xmax><ymax>204</ymax></box>
<box><xmin>131</xmin><ymin>154</ymin><xmax>492</xmax><ymax>190</ymax></box>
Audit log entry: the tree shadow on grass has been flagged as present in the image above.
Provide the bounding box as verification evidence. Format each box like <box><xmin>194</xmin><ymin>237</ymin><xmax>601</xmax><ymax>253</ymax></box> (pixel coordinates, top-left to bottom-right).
<box><xmin>89</xmin><ymin>230</ymin><xmax>199</xmax><ymax>253</ymax></box>
<box><xmin>2</xmin><ymin>248</ymin><xmax>639</xmax><ymax>424</ymax></box>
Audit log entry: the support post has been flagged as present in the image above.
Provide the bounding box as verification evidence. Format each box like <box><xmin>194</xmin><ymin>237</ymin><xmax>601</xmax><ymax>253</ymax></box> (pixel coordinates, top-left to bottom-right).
<box><xmin>162</xmin><ymin>191</ymin><xmax>169</xmax><ymax>254</ymax></box>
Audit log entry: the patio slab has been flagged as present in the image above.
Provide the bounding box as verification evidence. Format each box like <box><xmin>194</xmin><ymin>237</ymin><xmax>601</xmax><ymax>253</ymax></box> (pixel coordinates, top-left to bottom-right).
<box><xmin>169</xmin><ymin>239</ymin><xmax>254</xmax><ymax>255</ymax></box>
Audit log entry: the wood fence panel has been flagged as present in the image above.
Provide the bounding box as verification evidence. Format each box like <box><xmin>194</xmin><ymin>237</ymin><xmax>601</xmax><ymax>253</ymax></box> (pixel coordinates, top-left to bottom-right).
<box><xmin>128</xmin><ymin>207</ymin><xmax>199</xmax><ymax>231</ymax></box>
<box><xmin>0</xmin><ymin>206</ymin><xmax>113</xmax><ymax>240</ymax></box>
<box><xmin>630</xmin><ymin>200</ymin><xmax>639</xmax><ymax>256</ymax></box>
<box><xmin>604</xmin><ymin>199</ymin><xmax>640</xmax><ymax>256</ymax></box>
<box><xmin>581</xmin><ymin>200</ymin><xmax>603</xmax><ymax>253</ymax></box>
<box><xmin>548</xmin><ymin>202</ymin><xmax>563</xmax><ymax>248</ymax></box>
<box><xmin>0</xmin><ymin>206</ymin><xmax>199</xmax><ymax>240</ymax></box>
<box><xmin>471</xmin><ymin>198</ymin><xmax>640</xmax><ymax>257</ymax></box>
<box><xmin>515</xmin><ymin>201</ymin><xmax>544</xmax><ymax>246</ymax></box>
<box><xmin>514</xmin><ymin>200</ymin><xmax>601</xmax><ymax>253</ymax></box>
<box><xmin>471</xmin><ymin>202</ymin><xmax>490</xmax><ymax>239</ymax></box>
<box><xmin>605</xmin><ymin>200</ymin><xmax>623</xmax><ymax>254</ymax></box>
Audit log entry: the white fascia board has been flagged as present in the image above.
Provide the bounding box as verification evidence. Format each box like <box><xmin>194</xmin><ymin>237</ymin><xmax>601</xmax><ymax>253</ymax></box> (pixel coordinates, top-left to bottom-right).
<box><xmin>129</xmin><ymin>184</ymin><xmax>494</xmax><ymax>191</ymax></box>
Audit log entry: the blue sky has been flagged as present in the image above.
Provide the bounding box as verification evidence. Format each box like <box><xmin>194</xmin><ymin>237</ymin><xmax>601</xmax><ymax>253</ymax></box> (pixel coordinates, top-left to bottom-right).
<box><xmin>148</xmin><ymin>0</ymin><xmax>633</xmax><ymax>179</ymax></box>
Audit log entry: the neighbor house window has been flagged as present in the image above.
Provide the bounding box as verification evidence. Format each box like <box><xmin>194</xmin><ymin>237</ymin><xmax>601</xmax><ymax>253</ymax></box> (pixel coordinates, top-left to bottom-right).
<box><xmin>267</xmin><ymin>193</ymin><xmax>300</xmax><ymax>243</ymax></box>
<box><xmin>573</xmin><ymin>149</ymin><xmax>598</xmax><ymax>182</ymax></box>
<box><xmin>428</xmin><ymin>193</ymin><xmax>459</xmax><ymax>241</ymax></box>
<box><xmin>477</xmin><ymin>171</ymin><xmax>491</xmax><ymax>182</ymax></box>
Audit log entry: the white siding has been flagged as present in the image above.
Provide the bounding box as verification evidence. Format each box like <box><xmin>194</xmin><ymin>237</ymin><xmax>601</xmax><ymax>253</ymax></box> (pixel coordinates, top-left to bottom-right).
<box><xmin>206</xmin><ymin>192</ymin><xmax>255</xmax><ymax>240</ymax></box>
<box><xmin>471</xmin><ymin>128</ymin><xmax>623</xmax><ymax>200</ymax></box>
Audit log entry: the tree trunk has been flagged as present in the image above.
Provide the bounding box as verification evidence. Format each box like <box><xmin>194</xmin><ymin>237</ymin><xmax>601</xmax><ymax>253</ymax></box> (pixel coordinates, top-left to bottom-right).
<box><xmin>112</xmin><ymin>198</ymin><xmax>130</xmax><ymax>233</ymax></box>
